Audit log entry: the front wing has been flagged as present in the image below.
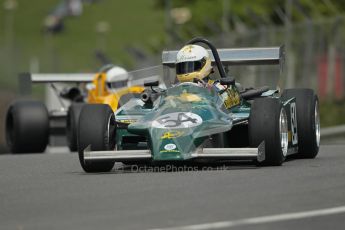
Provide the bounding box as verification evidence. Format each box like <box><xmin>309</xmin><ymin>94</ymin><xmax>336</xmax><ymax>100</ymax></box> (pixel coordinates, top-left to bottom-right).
<box><xmin>83</xmin><ymin>142</ymin><xmax>265</xmax><ymax>163</ymax></box>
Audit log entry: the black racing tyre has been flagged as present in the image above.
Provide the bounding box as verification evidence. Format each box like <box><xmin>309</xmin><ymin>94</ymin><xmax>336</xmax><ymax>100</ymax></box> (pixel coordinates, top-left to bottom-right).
<box><xmin>249</xmin><ymin>98</ymin><xmax>288</xmax><ymax>166</ymax></box>
<box><xmin>78</xmin><ymin>104</ymin><xmax>116</xmax><ymax>172</ymax></box>
<box><xmin>66</xmin><ymin>103</ymin><xmax>85</xmax><ymax>152</ymax></box>
<box><xmin>5</xmin><ymin>100</ymin><xmax>49</xmax><ymax>153</ymax></box>
<box><xmin>281</xmin><ymin>89</ymin><xmax>320</xmax><ymax>158</ymax></box>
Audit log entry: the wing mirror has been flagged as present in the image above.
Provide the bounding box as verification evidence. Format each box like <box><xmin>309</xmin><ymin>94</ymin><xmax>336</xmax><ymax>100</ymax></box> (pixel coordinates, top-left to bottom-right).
<box><xmin>60</xmin><ymin>87</ymin><xmax>83</xmax><ymax>102</ymax></box>
<box><xmin>144</xmin><ymin>80</ymin><xmax>159</xmax><ymax>87</ymax></box>
<box><xmin>219</xmin><ymin>77</ymin><xmax>235</xmax><ymax>86</ymax></box>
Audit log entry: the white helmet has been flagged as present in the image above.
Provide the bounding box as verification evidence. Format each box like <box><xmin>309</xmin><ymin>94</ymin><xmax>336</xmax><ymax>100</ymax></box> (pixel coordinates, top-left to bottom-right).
<box><xmin>105</xmin><ymin>66</ymin><xmax>128</xmax><ymax>89</ymax></box>
<box><xmin>176</xmin><ymin>44</ymin><xmax>212</xmax><ymax>82</ymax></box>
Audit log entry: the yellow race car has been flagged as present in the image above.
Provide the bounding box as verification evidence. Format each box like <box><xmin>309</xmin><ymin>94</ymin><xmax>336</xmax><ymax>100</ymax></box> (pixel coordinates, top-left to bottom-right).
<box><xmin>5</xmin><ymin>65</ymin><xmax>144</xmax><ymax>153</ymax></box>
<box><xmin>87</xmin><ymin>66</ymin><xmax>144</xmax><ymax>110</ymax></box>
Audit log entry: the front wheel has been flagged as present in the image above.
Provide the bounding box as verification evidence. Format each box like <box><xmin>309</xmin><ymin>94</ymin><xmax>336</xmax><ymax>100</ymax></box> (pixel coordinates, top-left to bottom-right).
<box><xmin>249</xmin><ymin>98</ymin><xmax>288</xmax><ymax>166</ymax></box>
<box><xmin>78</xmin><ymin>104</ymin><xmax>116</xmax><ymax>172</ymax></box>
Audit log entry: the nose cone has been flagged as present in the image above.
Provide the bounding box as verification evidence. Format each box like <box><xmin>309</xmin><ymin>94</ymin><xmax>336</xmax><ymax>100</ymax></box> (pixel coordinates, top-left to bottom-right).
<box><xmin>128</xmin><ymin>84</ymin><xmax>233</xmax><ymax>161</ymax></box>
<box><xmin>129</xmin><ymin>112</ymin><xmax>232</xmax><ymax>161</ymax></box>
<box><xmin>150</xmin><ymin>127</ymin><xmax>205</xmax><ymax>161</ymax></box>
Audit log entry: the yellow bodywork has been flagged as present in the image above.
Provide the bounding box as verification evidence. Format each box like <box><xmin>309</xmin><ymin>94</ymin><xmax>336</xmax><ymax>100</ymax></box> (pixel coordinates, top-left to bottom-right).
<box><xmin>87</xmin><ymin>73</ymin><xmax>145</xmax><ymax>111</ymax></box>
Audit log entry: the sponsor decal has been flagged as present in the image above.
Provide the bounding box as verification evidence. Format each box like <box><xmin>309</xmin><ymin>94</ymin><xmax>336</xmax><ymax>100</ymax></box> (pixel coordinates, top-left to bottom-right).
<box><xmin>179</xmin><ymin>55</ymin><xmax>197</xmax><ymax>61</ymax></box>
<box><xmin>159</xmin><ymin>150</ymin><xmax>180</xmax><ymax>153</ymax></box>
<box><xmin>182</xmin><ymin>45</ymin><xmax>193</xmax><ymax>52</ymax></box>
<box><xmin>152</xmin><ymin>112</ymin><xmax>203</xmax><ymax>129</ymax></box>
<box><xmin>290</xmin><ymin>102</ymin><xmax>298</xmax><ymax>145</ymax></box>
<box><xmin>217</xmin><ymin>85</ymin><xmax>240</xmax><ymax>109</ymax></box>
<box><xmin>117</xmin><ymin>119</ymin><xmax>137</xmax><ymax>124</ymax></box>
<box><xmin>161</xmin><ymin>131</ymin><xmax>184</xmax><ymax>139</ymax></box>
<box><xmin>164</xmin><ymin>144</ymin><xmax>177</xmax><ymax>151</ymax></box>
<box><xmin>179</xmin><ymin>92</ymin><xmax>202</xmax><ymax>102</ymax></box>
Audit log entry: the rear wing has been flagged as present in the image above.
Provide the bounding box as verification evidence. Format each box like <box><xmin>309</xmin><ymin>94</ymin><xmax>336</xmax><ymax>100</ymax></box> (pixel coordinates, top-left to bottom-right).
<box><xmin>17</xmin><ymin>72</ymin><xmax>96</xmax><ymax>96</ymax></box>
<box><xmin>20</xmin><ymin>72</ymin><xmax>95</xmax><ymax>83</ymax></box>
<box><xmin>162</xmin><ymin>46</ymin><xmax>285</xmax><ymax>68</ymax></box>
<box><xmin>17</xmin><ymin>69</ymin><xmax>163</xmax><ymax>95</ymax></box>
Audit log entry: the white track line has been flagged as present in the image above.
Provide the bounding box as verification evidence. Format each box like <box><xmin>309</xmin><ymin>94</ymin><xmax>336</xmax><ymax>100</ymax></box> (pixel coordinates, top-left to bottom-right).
<box><xmin>151</xmin><ymin>206</ymin><xmax>345</xmax><ymax>230</ymax></box>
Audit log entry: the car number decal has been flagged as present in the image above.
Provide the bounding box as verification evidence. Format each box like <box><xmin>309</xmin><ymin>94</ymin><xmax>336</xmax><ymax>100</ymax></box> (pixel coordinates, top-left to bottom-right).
<box><xmin>152</xmin><ymin>112</ymin><xmax>202</xmax><ymax>129</ymax></box>
<box><xmin>290</xmin><ymin>102</ymin><xmax>298</xmax><ymax>145</ymax></box>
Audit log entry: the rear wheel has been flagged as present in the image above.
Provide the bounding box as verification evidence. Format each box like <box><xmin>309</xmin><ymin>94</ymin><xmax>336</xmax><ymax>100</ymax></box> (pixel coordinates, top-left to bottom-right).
<box><xmin>249</xmin><ymin>98</ymin><xmax>288</xmax><ymax>166</ymax></box>
<box><xmin>66</xmin><ymin>103</ymin><xmax>85</xmax><ymax>152</ymax></box>
<box><xmin>78</xmin><ymin>104</ymin><xmax>116</xmax><ymax>172</ymax></box>
<box><xmin>281</xmin><ymin>89</ymin><xmax>320</xmax><ymax>158</ymax></box>
<box><xmin>6</xmin><ymin>100</ymin><xmax>49</xmax><ymax>153</ymax></box>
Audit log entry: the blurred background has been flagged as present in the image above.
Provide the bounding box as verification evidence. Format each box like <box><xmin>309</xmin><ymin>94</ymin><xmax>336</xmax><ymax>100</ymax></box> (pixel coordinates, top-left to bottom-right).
<box><xmin>1</xmin><ymin>0</ymin><xmax>345</xmax><ymax>152</ymax></box>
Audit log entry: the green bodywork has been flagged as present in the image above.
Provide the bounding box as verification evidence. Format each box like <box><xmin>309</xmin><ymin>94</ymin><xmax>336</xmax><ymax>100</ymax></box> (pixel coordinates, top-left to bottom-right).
<box><xmin>115</xmin><ymin>83</ymin><xmax>255</xmax><ymax>161</ymax></box>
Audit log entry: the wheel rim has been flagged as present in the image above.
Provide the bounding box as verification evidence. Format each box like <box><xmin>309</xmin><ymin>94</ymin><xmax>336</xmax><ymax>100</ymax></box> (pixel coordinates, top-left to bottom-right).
<box><xmin>279</xmin><ymin>108</ymin><xmax>288</xmax><ymax>157</ymax></box>
<box><xmin>315</xmin><ymin>100</ymin><xmax>320</xmax><ymax>147</ymax></box>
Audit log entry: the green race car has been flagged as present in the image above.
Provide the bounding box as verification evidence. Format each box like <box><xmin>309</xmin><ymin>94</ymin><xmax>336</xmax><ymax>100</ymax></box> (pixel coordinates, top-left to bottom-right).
<box><xmin>78</xmin><ymin>38</ymin><xmax>320</xmax><ymax>172</ymax></box>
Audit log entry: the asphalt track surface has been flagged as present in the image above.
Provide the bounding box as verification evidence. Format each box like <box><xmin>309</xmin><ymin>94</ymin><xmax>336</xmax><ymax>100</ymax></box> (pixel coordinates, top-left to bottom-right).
<box><xmin>1</xmin><ymin>145</ymin><xmax>345</xmax><ymax>230</ymax></box>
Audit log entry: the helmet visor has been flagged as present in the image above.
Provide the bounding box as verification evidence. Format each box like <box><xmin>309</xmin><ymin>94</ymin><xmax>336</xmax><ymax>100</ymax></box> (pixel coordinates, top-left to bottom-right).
<box><xmin>107</xmin><ymin>80</ymin><xmax>127</xmax><ymax>89</ymax></box>
<box><xmin>176</xmin><ymin>58</ymin><xmax>206</xmax><ymax>75</ymax></box>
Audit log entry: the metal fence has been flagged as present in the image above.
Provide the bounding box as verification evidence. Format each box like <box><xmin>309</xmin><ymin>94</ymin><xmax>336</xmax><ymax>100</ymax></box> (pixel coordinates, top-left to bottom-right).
<box><xmin>209</xmin><ymin>16</ymin><xmax>345</xmax><ymax>101</ymax></box>
<box><xmin>161</xmin><ymin>16</ymin><xmax>345</xmax><ymax>101</ymax></box>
